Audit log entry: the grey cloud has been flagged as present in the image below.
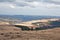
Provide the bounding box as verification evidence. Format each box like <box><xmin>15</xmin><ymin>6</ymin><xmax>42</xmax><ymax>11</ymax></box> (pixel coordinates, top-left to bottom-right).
<box><xmin>21</xmin><ymin>0</ymin><xmax>60</xmax><ymax>7</ymax></box>
<box><xmin>0</xmin><ymin>0</ymin><xmax>29</xmax><ymax>7</ymax></box>
<box><xmin>14</xmin><ymin>2</ymin><xmax>29</xmax><ymax>7</ymax></box>
<box><xmin>43</xmin><ymin>0</ymin><xmax>60</xmax><ymax>5</ymax></box>
<box><xmin>0</xmin><ymin>0</ymin><xmax>60</xmax><ymax>5</ymax></box>
<box><xmin>0</xmin><ymin>0</ymin><xmax>15</xmax><ymax>2</ymax></box>
<box><xmin>23</xmin><ymin>0</ymin><xmax>51</xmax><ymax>2</ymax></box>
<box><xmin>0</xmin><ymin>0</ymin><xmax>60</xmax><ymax>8</ymax></box>
<box><xmin>49</xmin><ymin>1</ymin><xmax>60</xmax><ymax>5</ymax></box>
<box><xmin>44</xmin><ymin>0</ymin><xmax>60</xmax><ymax>5</ymax></box>
<box><xmin>24</xmin><ymin>0</ymin><xmax>60</xmax><ymax>5</ymax></box>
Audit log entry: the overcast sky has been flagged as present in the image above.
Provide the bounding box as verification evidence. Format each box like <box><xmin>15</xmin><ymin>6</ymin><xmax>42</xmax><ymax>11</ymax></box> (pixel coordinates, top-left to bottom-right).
<box><xmin>0</xmin><ymin>0</ymin><xmax>60</xmax><ymax>16</ymax></box>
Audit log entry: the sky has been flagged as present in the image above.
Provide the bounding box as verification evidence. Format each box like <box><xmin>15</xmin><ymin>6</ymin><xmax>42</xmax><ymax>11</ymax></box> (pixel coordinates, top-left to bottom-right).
<box><xmin>0</xmin><ymin>0</ymin><xmax>60</xmax><ymax>16</ymax></box>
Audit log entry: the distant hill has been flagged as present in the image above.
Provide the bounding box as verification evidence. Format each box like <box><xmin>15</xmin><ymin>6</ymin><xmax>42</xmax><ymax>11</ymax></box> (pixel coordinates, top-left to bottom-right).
<box><xmin>0</xmin><ymin>15</ymin><xmax>60</xmax><ymax>21</ymax></box>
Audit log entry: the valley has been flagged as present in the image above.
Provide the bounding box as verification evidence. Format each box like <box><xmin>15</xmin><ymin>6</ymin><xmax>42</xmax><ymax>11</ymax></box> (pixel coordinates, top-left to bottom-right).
<box><xmin>0</xmin><ymin>15</ymin><xmax>60</xmax><ymax>40</ymax></box>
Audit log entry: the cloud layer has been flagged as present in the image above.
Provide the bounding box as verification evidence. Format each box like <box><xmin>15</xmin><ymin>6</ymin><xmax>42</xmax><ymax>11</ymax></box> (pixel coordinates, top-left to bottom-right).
<box><xmin>0</xmin><ymin>0</ymin><xmax>15</xmax><ymax>2</ymax></box>
<box><xmin>0</xmin><ymin>0</ymin><xmax>60</xmax><ymax>16</ymax></box>
<box><xmin>0</xmin><ymin>0</ymin><xmax>60</xmax><ymax>8</ymax></box>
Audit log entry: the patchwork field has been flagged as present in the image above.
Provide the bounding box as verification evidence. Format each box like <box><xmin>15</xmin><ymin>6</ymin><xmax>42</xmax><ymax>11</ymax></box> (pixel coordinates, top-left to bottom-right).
<box><xmin>0</xmin><ymin>25</ymin><xmax>60</xmax><ymax>40</ymax></box>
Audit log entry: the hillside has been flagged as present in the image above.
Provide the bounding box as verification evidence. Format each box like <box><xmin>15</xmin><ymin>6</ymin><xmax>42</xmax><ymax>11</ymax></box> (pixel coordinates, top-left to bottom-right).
<box><xmin>0</xmin><ymin>15</ymin><xmax>60</xmax><ymax>40</ymax></box>
<box><xmin>0</xmin><ymin>25</ymin><xmax>60</xmax><ymax>40</ymax></box>
<box><xmin>0</xmin><ymin>15</ymin><xmax>60</xmax><ymax>21</ymax></box>
<box><xmin>0</xmin><ymin>18</ymin><xmax>60</xmax><ymax>40</ymax></box>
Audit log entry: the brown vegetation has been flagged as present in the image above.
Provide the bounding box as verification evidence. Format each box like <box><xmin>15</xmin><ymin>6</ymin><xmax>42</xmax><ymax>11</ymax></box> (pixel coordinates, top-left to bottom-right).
<box><xmin>0</xmin><ymin>25</ymin><xmax>60</xmax><ymax>40</ymax></box>
<box><xmin>0</xmin><ymin>18</ymin><xmax>60</xmax><ymax>40</ymax></box>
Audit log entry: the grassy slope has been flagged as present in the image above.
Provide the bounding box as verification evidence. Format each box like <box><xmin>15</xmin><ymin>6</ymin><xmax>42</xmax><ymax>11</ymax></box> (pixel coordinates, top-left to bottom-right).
<box><xmin>0</xmin><ymin>25</ymin><xmax>60</xmax><ymax>40</ymax></box>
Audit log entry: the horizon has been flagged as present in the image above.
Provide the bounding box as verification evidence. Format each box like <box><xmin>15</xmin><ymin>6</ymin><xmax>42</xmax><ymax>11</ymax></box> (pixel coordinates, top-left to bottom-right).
<box><xmin>0</xmin><ymin>14</ymin><xmax>60</xmax><ymax>17</ymax></box>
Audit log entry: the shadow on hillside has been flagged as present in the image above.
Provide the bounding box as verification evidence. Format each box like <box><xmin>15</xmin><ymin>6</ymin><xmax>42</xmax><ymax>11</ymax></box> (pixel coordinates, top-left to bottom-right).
<box><xmin>15</xmin><ymin>25</ymin><xmax>60</xmax><ymax>31</ymax></box>
<box><xmin>15</xmin><ymin>25</ymin><xmax>31</xmax><ymax>31</ymax></box>
<box><xmin>35</xmin><ymin>26</ymin><xmax>60</xmax><ymax>30</ymax></box>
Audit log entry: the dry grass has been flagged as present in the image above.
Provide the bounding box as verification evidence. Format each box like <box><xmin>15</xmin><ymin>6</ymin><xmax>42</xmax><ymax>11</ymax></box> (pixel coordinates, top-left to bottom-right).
<box><xmin>0</xmin><ymin>25</ymin><xmax>60</xmax><ymax>40</ymax></box>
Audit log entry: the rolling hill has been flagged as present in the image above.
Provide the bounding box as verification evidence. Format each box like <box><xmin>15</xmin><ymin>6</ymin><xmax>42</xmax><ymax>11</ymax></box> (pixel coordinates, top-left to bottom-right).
<box><xmin>0</xmin><ymin>15</ymin><xmax>60</xmax><ymax>21</ymax></box>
